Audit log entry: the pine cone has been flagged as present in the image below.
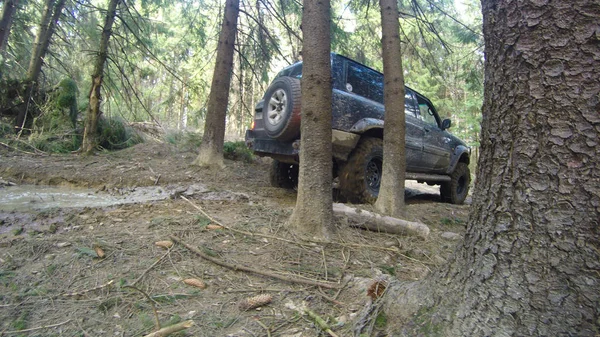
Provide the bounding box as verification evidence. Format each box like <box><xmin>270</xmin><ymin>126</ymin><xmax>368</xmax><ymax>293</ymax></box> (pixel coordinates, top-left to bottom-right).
<box><xmin>367</xmin><ymin>280</ymin><xmax>387</xmax><ymax>300</ymax></box>
<box><xmin>183</xmin><ymin>278</ymin><xmax>207</xmax><ymax>289</ymax></box>
<box><xmin>155</xmin><ymin>240</ymin><xmax>174</xmax><ymax>249</ymax></box>
<box><xmin>238</xmin><ymin>294</ymin><xmax>273</xmax><ymax>311</ymax></box>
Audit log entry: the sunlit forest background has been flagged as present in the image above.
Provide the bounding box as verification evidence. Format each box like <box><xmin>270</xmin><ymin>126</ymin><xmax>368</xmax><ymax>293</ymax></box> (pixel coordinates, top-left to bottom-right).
<box><xmin>0</xmin><ymin>0</ymin><xmax>483</xmax><ymax>154</ymax></box>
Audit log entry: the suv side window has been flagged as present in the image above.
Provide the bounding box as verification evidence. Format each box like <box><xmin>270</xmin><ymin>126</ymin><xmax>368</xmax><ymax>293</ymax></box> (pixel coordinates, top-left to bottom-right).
<box><xmin>346</xmin><ymin>63</ymin><xmax>383</xmax><ymax>104</ymax></box>
<box><xmin>416</xmin><ymin>94</ymin><xmax>440</xmax><ymax>127</ymax></box>
<box><xmin>404</xmin><ymin>90</ymin><xmax>418</xmax><ymax>117</ymax></box>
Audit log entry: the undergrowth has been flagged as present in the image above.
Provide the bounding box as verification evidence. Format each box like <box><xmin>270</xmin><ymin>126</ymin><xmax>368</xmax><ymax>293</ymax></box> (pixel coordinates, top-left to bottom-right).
<box><xmin>164</xmin><ymin>130</ymin><xmax>254</xmax><ymax>162</ymax></box>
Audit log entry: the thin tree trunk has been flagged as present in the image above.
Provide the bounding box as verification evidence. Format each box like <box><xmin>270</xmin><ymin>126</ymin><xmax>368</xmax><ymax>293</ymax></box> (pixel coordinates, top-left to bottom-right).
<box><xmin>0</xmin><ymin>0</ymin><xmax>18</xmax><ymax>55</ymax></box>
<box><xmin>15</xmin><ymin>0</ymin><xmax>66</xmax><ymax>133</ymax></box>
<box><xmin>374</xmin><ymin>0</ymin><xmax>406</xmax><ymax>217</ymax></box>
<box><xmin>286</xmin><ymin>0</ymin><xmax>334</xmax><ymax>239</ymax></box>
<box><xmin>81</xmin><ymin>0</ymin><xmax>121</xmax><ymax>154</ymax></box>
<box><xmin>384</xmin><ymin>1</ymin><xmax>600</xmax><ymax>335</ymax></box>
<box><xmin>193</xmin><ymin>0</ymin><xmax>239</xmax><ymax>168</ymax></box>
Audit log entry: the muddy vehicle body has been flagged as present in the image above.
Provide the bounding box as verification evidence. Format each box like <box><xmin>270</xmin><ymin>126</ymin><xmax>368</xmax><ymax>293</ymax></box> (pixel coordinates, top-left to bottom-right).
<box><xmin>245</xmin><ymin>54</ymin><xmax>471</xmax><ymax>204</ymax></box>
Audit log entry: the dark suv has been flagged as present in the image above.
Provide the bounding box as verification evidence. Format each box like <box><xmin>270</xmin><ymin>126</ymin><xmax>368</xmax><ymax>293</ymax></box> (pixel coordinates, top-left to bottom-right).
<box><xmin>245</xmin><ymin>54</ymin><xmax>471</xmax><ymax>204</ymax></box>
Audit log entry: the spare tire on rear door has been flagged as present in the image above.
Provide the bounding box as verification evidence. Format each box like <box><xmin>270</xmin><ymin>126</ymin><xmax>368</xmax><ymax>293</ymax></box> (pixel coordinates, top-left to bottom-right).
<box><xmin>262</xmin><ymin>77</ymin><xmax>302</xmax><ymax>141</ymax></box>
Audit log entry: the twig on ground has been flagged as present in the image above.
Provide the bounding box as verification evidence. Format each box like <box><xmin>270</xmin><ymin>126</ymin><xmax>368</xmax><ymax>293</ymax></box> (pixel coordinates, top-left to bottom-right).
<box><xmin>2</xmin><ymin>319</ymin><xmax>71</xmax><ymax>334</ymax></box>
<box><xmin>180</xmin><ymin>196</ymin><xmax>400</xmax><ymax>253</ymax></box>
<box><xmin>142</xmin><ymin>320</ymin><xmax>194</xmax><ymax>337</ymax></box>
<box><xmin>131</xmin><ymin>247</ymin><xmax>172</xmax><ymax>286</ymax></box>
<box><xmin>0</xmin><ymin>141</ymin><xmax>37</xmax><ymax>155</ymax></box>
<box><xmin>255</xmin><ymin>318</ymin><xmax>272</xmax><ymax>337</ymax></box>
<box><xmin>170</xmin><ymin>235</ymin><xmax>341</xmax><ymax>289</ymax></box>
<box><xmin>304</xmin><ymin>309</ymin><xmax>340</xmax><ymax>337</ymax></box>
<box><xmin>317</xmin><ymin>288</ymin><xmax>345</xmax><ymax>306</ymax></box>
<box><xmin>62</xmin><ymin>279</ymin><xmax>114</xmax><ymax>297</ymax></box>
<box><xmin>123</xmin><ymin>285</ymin><xmax>161</xmax><ymax>330</ymax></box>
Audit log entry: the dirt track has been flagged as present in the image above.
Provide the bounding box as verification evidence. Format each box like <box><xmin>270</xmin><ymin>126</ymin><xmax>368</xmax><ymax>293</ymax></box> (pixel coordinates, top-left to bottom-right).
<box><xmin>0</xmin><ymin>141</ymin><xmax>469</xmax><ymax>336</ymax></box>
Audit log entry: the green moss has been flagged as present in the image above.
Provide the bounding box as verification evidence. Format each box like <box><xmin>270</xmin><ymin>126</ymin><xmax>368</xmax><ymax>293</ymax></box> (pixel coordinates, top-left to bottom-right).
<box><xmin>97</xmin><ymin>116</ymin><xmax>143</xmax><ymax>150</ymax></box>
<box><xmin>223</xmin><ymin>141</ymin><xmax>254</xmax><ymax>162</ymax></box>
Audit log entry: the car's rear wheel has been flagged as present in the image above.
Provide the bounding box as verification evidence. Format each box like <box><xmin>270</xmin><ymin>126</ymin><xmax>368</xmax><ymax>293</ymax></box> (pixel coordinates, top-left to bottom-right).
<box><xmin>339</xmin><ymin>137</ymin><xmax>383</xmax><ymax>204</ymax></box>
<box><xmin>440</xmin><ymin>162</ymin><xmax>470</xmax><ymax>204</ymax></box>
<box><xmin>262</xmin><ymin>77</ymin><xmax>302</xmax><ymax>141</ymax></box>
<box><xmin>269</xmin><ymin>160</ymin><xmax>298</xmax><ymax>189</ymax></box>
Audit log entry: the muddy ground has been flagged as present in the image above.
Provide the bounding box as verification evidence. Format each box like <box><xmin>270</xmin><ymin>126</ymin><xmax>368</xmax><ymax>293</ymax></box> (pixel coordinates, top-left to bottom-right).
<box><xmin>0</xmin><ymin>141</ymin><xmax>469</xmax><ymax>336</ymax></box>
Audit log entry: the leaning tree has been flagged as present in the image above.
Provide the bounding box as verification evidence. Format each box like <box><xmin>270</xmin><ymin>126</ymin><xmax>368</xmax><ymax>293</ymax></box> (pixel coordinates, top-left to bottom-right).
<box><xmin>385</xmin><ymin>0</ymin><xmax>600</xmax><ymax>335</ymax></box>
<box><xmin>81</xmin><ymin>0</ymin><xmax>121</xmax><ymax>154</ymax></box>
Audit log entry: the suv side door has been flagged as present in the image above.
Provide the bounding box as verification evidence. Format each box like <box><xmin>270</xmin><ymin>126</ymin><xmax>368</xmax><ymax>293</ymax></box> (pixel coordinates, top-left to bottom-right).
<box><xmin>414</xmin><ymin>93</ymin><xmax>452</xmax><ymax>173</ymax></box>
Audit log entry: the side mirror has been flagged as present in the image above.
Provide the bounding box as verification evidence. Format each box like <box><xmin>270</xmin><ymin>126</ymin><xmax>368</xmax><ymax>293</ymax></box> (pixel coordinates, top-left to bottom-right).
<box><xmin>441</xmin><ymin>119</ymin><xmax>452</xmax><ymax>130</ymax></box>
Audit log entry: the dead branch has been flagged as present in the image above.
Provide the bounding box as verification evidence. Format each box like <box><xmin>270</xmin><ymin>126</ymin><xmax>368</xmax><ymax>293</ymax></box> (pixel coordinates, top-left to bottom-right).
<box><xmin>142</xmin><ymin>320</ymin><xmax>194</xmax><ymax>337</ymax></box>
<box><xmin>62</xmin><ymin>279</ymin><xmax>114</xmax><ymax>298</ymax></box>
<box><xmin>305</xmin><ymin>309</ymin><xmax>340</xmax><ymax>337</ymax></box>
<box><xmin>2</xmin><ymin>319</ymin><xmax>71</xmax><ymax>334</ymax></box>
<box><xmin>123</xmin><ymin>285</ymin><xmax>160</xmax><ymax>330</ymax></box>
<box><xmin>333</xmin><ymin>203</ymin><xmax>430</xmax><ymax>239</ymax></box>
<box><xmin>170</xmin><ymin>235</ymin><xmax>341</xmax><ymax>290</ymax></box>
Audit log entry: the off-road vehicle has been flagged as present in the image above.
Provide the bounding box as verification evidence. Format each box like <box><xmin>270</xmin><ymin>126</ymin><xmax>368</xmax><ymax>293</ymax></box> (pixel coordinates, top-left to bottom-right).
<box><xmin>245</xmin><ymin>54</ymin><xmax>471</xmax><ymax>204</ymax></box>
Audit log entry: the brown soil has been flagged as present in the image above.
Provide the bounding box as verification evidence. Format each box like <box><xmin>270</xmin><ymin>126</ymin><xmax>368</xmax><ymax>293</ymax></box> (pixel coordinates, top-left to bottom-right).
<box><xmin>0</xmin><ymin>141</ymin><xmax>469</xmax><ymax>336</ymax></box>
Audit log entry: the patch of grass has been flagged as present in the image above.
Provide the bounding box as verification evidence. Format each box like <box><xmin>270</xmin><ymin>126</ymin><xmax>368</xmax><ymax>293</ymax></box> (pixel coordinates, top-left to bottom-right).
<box><xmin>440</xmin><ymin>217</ymin><xmax>465</xmax><ymax>226</ymax></box>
<box><xmin>223</xmin><ymin>141</ymin><xmax>254</xmax><ymax>162</ymax></box>
<box><xmin>378</xmin><ymin>265</ymin><xmax>396</xmax><ymax>276</ymax></box>
<box><xmin>374</xmin><ymin>311</ymin><xmax>387</xmax><ymax>329</ymax></box>
<box><xmin>195</xmin><ymin>215</ymin><xmax>211</xmax><ymax>227</ymax></box>
<box><xmin>11</xmin><ymin>227</ymin><xmax>24</xmax><ymax>236</ymax></box>
<box><xmin>11</xmin><ymin>311</ymin><xmax>29</xmax><ymax>331</ymax></box>
<box><xmin>412</xmin><ymin>306</ymin><xmax>443</xmax><ymax>336</ymax></box>
<box><xmin>46</xmin><ymin>264</ymin><xmax>58</xmax><ymax>276</ymax></box>
<box><xmin>0</xmin><ymin>120</ymin><xmax>13</xmax><ymax>138</ymax></box>
<box><xmin>98</xmin><ymin>116</ymin><xmax>143</xmax><ymax>150</ymax></box>
<box><xmin>164</xmin><ymin>130</ymin><xmax>202</xmax><ymax>152</ymax></box>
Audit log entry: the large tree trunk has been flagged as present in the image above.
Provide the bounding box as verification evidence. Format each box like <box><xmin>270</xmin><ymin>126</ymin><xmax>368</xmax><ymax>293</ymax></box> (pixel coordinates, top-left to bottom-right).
<box><xmin>81</xmin><ymin>0</ymin><xmax>121</xmax><ymax>154</ymax></box>
<box><xmin>0</xmin><ymin>0</ymin><xmax>18</xmax><ymax>54</ymax></box>
<box><xmin>193</xmin><ymin>0</ymin><xmax>239</xmax><ymax>168</ymax></box>
<box><xmin>286</xmin><ymin>0</ymin><xmax>334</xmax><ymax>239</ymax></box>
<box><xmin>374</xmin><ymin>0</ymin><xmax>406</xmax><ymax>217</ymax></box>
<box><xmin>384</xmin><ymin>1</ymin><xmax>600</xmax><ymax>335</ymax></box>
<box><xmin>14</xmin><ymin>0</ymin><xmax>65</xmax><ymax>133</ymax></box>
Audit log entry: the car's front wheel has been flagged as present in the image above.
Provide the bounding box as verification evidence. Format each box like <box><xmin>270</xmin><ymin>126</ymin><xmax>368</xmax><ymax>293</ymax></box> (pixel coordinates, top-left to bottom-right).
<box><xmin>338</xmin><ymin>137</ymin><xmax>383</xmax><ymax>204</ymax></box>
<box><xmin>440</xmin><ymin>162</ymin><xmax>470</xmax><ymax>204</ymax></box>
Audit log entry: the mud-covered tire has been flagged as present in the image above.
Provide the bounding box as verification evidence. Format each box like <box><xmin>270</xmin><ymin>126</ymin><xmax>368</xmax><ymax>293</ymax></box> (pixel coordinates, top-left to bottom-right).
<box><xmin>269</xmin><ymin>160</ymin><xmax>298</xmax><ymax>189</ymax></box>
<box><xmin>338</xmin><ymin>137</ymin><xmax>383</xmax><ymax>204</ymax></box>
<box><xmin>440</xmin><ymin>162</ymin><xmax>470</xmax><ymax>204</ymax></box>
<box><xmin>262</xmin><ymin>77</ymin><xmax>302</xmax><ymax>141</ymax></box>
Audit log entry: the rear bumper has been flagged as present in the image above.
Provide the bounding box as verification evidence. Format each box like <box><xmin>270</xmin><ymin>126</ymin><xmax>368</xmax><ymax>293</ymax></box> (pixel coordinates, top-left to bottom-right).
<box><xmin>245</xmin><ymin>130</ymin><xmax>300</xmax><ymax>163</ymax></box>
<box><xmin>245</xmin><ymin>129</ymin><xmax>361</xmax><ymax>164</ymax></box>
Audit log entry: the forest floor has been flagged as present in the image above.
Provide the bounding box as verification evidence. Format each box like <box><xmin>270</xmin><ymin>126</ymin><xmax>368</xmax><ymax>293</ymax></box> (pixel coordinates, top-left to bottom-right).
<box><xmin>0</xmin><ymin>140</ymin><xmax>470</xmax><ymax>336</ymax></box>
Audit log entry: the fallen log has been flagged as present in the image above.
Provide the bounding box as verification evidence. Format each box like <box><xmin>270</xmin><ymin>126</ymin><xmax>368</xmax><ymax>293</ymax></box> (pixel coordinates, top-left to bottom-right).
<box><xmin>332</xmin><ymin>203</ymin><xmax>429</xmax><ymax>239</ymax></box>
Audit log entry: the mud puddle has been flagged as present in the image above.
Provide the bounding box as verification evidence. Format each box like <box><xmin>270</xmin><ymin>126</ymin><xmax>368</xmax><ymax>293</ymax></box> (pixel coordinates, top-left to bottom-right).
<box><xmin>0</xmin><ymin>185</ymin><xmax>172</xmax><ymax>212</ymax></box>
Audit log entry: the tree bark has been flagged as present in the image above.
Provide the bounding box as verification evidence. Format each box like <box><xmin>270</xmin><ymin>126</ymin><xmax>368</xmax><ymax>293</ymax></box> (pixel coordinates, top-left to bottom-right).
<box><xmin>385</xmin><ymin>1</ymin><xmax>600</xmax><ymax>335</ymax></box>
<box><xmin>15</xmin><ymin>0</ymin><xmax>65</xmax><ymax>133</ymax></box>
<box><xmin>193</xmin><ymin>0</ymin><xmax>239</xmax><ymax>168</ymax></box>
<box><xmin>0</xmin><ymin>0</ymin><xmax>18</xmax><ymax>55</ymax></box>
<box><xmin>374</xmin><ymin>0</ymin><xmax>406</xmax><ymax>217</ymax></box>
<box><xmin>286</xmin><ymin>0</ymin><xmax>334</xmax><ymax>239</ymax></box>
<box><xmin>81</xmin><ymin>0</ymin><xmax>121</xmax><ymax>154</ymax></box>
